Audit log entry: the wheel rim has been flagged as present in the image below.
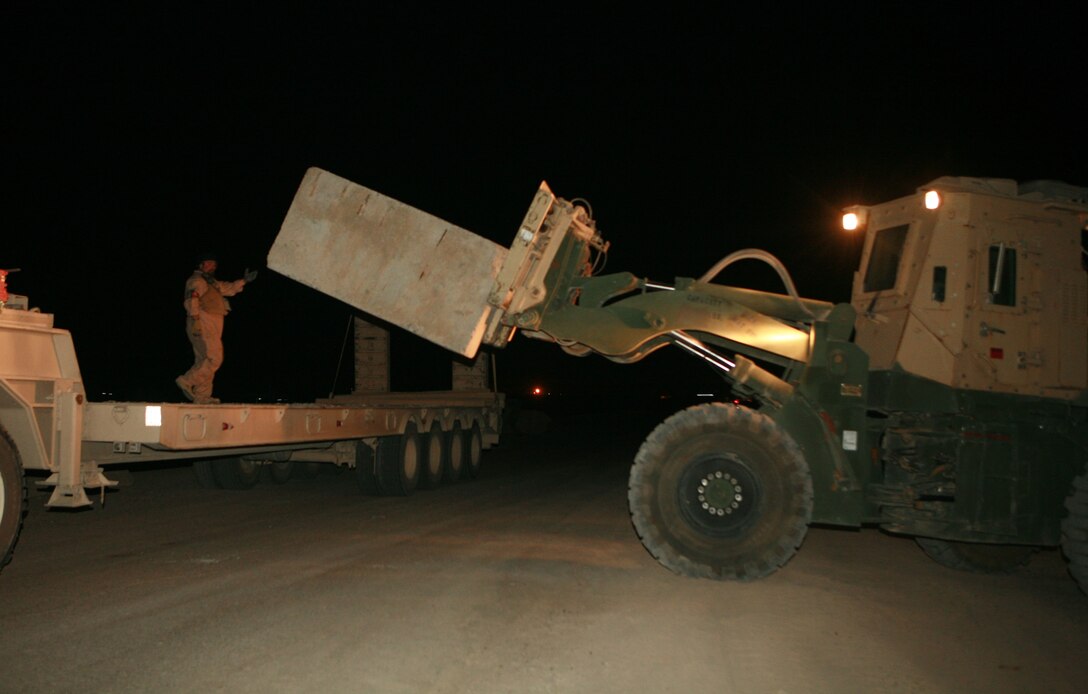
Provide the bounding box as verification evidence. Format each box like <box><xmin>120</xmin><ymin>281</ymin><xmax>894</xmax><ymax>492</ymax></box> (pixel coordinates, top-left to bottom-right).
<box><xmin>402</xmin><ymin>434</ymin><xmax>419</xmax><ymax>479</ymax></box>
<box><xmin>469</xmin><ymin>429</ymin><xmax>481</xmax><ymax>470</ymax></box>
<box><xmin>427</xmin><ymin>429</ymin><xmax>442</xmax><ymax>478</ymax></box>
<box><xmin>677</xmin><ymin>453</ymin><xmax>762</xmax><ymax>537</ymax></box>
<box><xmin>449</xmin><ymin>432</ymin><xmax>463</xmax><ymax>473</ymax></box>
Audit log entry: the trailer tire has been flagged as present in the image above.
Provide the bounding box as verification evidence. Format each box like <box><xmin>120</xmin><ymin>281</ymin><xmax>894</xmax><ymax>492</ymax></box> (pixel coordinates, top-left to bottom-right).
<box><xmin>628</xmin><ymin>403</ymin><xmax>813</xmax><ymax>581</ymax></box>
<box><xmin>192</xmin><ymin>460</ymin><xmax>220</xmax><ymax>489</ymax></box>
<box><xmin>212</xmin><ymin>457</ymin><xmax>261</xmax><ymax>490</ymax></box>
<box><xmin>1061</xmin><ymin>470</ymin><xmax>1088</xmax><ymax>594</ymax></box>
<box><xmin>915</xmin><ymin>538</ymin><xmax>1035</xmax><ymax>574</ymax></box>
<box><xmin>464</xmin><ymin>422</ymin><xmax>483</xmax><ymax>480</ymax></box>
<box><xmin>1</xmin><ymin>427</ymin><xmax>27</xmax><ymax>571</ymax></box>
<box><xmin>376</xmin><ymin>424</ymin><xmax>420</xmax><ymax>496</ymax></box>
<box><xmin>268</xmin><ymin>461</ymin><xmax>294</xmax><ymax>484</ymax></box>
<box><xmin>419</xmin><ymin>422</ymin><xmax>445</xmax><ymax>489</ymax></box>
<box><xmin>444</xmin><ymin>423</ymin><xmax>465</xmax><ymax>483</ymax></box>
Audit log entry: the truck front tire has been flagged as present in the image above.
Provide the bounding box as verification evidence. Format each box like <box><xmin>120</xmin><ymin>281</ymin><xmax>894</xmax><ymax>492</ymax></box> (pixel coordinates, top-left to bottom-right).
<box><xmin>628</xmin><ymin>403</ymin><xmax>813</xmax><ymax>581</ymax></box>
<box><xmin>1</xmin><ymin>427</ymin><xmax>27</xmax><ymax>571</ymax></box>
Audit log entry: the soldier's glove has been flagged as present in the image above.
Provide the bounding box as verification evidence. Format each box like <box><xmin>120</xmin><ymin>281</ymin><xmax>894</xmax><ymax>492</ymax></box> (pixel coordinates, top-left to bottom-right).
<box><xmin>244</xmin><ymin>268</ymin><xmax>258</xmax><ymax>283</ymax></box>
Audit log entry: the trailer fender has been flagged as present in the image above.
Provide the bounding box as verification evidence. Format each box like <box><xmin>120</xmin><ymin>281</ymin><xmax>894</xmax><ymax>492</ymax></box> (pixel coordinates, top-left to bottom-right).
<box><xmin>0</xmin><ymin>380</ymin><xmax>49</xmax><ymax>472</ymax></box>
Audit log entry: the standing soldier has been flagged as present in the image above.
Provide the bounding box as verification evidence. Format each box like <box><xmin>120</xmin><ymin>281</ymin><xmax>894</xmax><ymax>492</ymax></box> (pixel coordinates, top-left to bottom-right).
<box><xmin>176</xmin><ymin>253</ymin><xmax>257</xmax><ymax>404</ymax></box>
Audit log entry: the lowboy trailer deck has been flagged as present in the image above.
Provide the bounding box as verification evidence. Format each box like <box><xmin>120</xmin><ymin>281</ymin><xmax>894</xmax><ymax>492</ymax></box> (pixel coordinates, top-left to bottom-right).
<box><xmin>1</xmin><ymin>276</ymin><xmax>503</xmax><ymax>571</ymax></box>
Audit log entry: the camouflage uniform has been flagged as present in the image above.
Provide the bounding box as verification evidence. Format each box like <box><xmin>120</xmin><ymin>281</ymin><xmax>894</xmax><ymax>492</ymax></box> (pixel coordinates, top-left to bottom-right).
<box><xmin>176</xmin><ymin>270</ymin><xmax>246</xmax><ymax>404</ymax></box>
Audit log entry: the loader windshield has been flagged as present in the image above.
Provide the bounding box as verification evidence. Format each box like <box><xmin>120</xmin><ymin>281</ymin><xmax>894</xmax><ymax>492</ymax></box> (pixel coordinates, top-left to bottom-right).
<box><xmin>862</xmin><ymin>223</ymin><xmax>910</xmax><ymax>293</ymax></box>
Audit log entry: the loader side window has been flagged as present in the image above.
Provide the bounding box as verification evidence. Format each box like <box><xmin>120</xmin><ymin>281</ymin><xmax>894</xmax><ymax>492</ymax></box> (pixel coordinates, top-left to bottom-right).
<box><xmin>863</xmin><ymin>224</ymin><xmax>910</xmax><ymax>293</ymax></box>
<box><xmin>987</xmin><ymin>244</ymin><xmax>1017</xmax><ymax>307</ymax></box>
<box><xmin>932</xmin><ymin>266</ymin><xmax>947</xmax><ymax>302</ymax></box>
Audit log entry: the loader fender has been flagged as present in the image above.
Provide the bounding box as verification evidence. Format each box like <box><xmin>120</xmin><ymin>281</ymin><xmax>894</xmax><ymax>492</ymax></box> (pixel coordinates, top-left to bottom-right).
<box><xmin>771</xmin><ymin>394</ymin><xmax>864</xmax><ymax>526</ymax></box>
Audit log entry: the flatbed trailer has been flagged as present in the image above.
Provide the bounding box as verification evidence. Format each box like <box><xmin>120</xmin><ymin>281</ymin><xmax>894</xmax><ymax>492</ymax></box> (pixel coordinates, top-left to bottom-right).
<box><xmin>1</xmin><ymin>282</ymin><xmax>503</xmax><ymax>571</ymax></box>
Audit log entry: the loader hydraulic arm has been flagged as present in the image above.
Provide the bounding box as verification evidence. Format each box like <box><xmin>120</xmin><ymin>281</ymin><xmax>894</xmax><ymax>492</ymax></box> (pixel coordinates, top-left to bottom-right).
<box><xmin>479</xmin><ymin>183</ymin><xmax>834</xmax><ymax>404</ymax></box>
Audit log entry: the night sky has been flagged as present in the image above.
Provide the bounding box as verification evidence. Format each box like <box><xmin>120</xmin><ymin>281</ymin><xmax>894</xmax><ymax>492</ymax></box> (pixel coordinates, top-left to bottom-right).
<box><xmin>6</xmin><ymin>4</ymin><xmax>1085</xmax><ymax>406</ymax></box>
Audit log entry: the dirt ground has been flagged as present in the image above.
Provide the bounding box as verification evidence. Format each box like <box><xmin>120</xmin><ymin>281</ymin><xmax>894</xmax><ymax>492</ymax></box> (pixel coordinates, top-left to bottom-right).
<box><xmin>1</xmin><ymin>416</ymin><xmax>1086</xmax><ymax>693</ymax></box>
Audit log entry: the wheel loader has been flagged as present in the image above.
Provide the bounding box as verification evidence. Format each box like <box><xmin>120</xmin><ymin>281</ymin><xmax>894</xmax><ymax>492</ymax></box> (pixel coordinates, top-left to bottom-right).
<box><xmin>268</xmin><ymin>170</ymin><xmax>1088</xmax><ymax>590</ymax></box>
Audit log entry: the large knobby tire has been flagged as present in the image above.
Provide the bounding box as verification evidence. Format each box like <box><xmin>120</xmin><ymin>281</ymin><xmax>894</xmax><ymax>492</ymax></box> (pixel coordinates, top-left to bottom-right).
<box><xmin>915</xmin><ymin>538</ymin><xmax>1035</xmax><ymax>574</ymax></box>
<box><xmin>443</xmin><ymin>423</ymin><xmax>466</xmax><ymax>483</ymax></box>
<box><xmin>376</xmin><ymin>424</ymin><xmax>421</xmax><ymax>496</ymax></box>
<box><xmin>628</xmin><ymin>403</ymin><xmax>813</xmax><ymax>581</ymax></box>
<box><xmin>418</xmin><ymin>422</ymin><xmax>445</xmax><ymax>490</ymax></box>
<box><xmin>1</xmin><ymin>427</ymin><xmax>27</xmax><ymax>572</ymax></box>
<box><xmin>1062</xmin><ymin>470</ymin><xmax>1088</xmax><ymax>594</ymax></box>
<box><xmin>463</xmin><ymin>422</ymin><xmax>483</xmax><ymax>480</ymax></box>
<box><xmin>212</xmin><ymin>457</ymin><xmax>261</xmax><ymax>490</ymax></box>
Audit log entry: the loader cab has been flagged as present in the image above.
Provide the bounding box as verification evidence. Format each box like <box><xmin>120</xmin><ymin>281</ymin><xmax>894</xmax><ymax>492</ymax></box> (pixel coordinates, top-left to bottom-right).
<box><xmin>846</xmin><ymin>176</ymin><xmax>1088</xmax><ymax>400</ymax></box>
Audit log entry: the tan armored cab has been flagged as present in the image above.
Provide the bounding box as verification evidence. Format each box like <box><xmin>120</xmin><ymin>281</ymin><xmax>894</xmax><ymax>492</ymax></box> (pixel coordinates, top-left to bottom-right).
<box><xmin>848</xmin><ymin>176</ymin><xmax>1088</xmax><ymax>400</ymax></box>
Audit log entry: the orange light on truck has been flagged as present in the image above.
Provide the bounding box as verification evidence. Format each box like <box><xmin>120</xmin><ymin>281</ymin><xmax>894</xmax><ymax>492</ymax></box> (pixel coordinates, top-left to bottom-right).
<box><xmin>841</xmin><ymin>205</ymin><xmax>868</xmax><ymax>231</ymax></box>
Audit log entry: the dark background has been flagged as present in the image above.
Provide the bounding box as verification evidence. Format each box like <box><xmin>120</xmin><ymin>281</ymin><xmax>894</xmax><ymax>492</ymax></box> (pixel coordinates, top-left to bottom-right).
<box><xmin>5</xmin><ymin>3</ymin><xmax>1085</xmax><ymax>409</ymax></box>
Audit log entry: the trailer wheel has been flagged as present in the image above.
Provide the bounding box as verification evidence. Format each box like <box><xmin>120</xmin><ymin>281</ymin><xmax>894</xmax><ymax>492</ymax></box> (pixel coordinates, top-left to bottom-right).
<box><xmin>212</xmin><ymin>457</ymin><xmax>261</xmax><ymax>490</ymax></box>
<box><xmin>914</xmin><ymin>538</ymin><xmax>1035</xmax><ymax>574</ymax></box>
<box><xmin>444</xmin><ymin>423</ymin><xmax>465</xmax><ymax>483</ymax></box>
<box><xmin>418</xmin><ymin>422</ymin><xmax>445</xmax><ymax>489</ymax></box>
<box><xmin>1</xmin><ymin>427</ymin><xmax>27</xmax><ymax>571</ymax></box>
<box><xmin>376</xmin><ymin>424</ymin><xmax>420</xmax><ymax>496</ymax></box>
<box><xmin>268</xmin><ymin>461</ymin><xmax>294</xmax><ymax>484</ymax></box>
<box><xmin>1061</xmin><ymin>470</ymin><xmax>1088</xmax><ymax>593</ymax></box>
<box><xmin>464</xmin><ymin>422</ymin><xmax>483</xmax><ymax>480</ymax></box>
<box><xmin>192</xmin><ymin>460</ymin><xmax>220</xmax><ymax>489</ymax></box>
<box><xmin>628</xmin><ymin>403</ymin><xmax>813</xmax><ymax>581</ymax></box>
